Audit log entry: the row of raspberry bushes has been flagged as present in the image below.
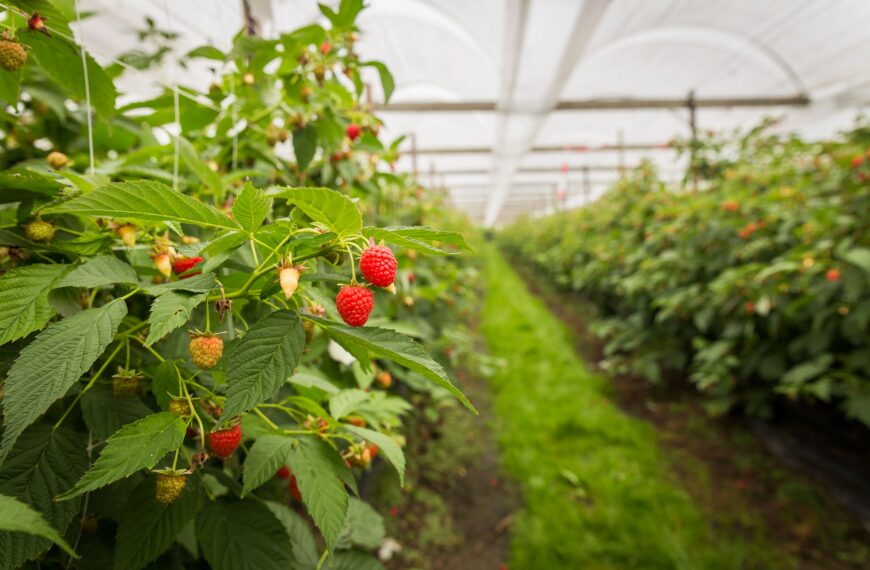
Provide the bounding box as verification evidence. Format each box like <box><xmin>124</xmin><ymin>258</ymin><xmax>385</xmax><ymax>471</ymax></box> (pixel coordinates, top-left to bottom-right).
<box><xmin>502</xmin><ymin>123</ymin><xmax>870</xmax><ymax>425</ymax></box>
<box><xmin>0</xmin><ymin>1</ymin><xmax>477</xmax><ymax>569</ymax></box>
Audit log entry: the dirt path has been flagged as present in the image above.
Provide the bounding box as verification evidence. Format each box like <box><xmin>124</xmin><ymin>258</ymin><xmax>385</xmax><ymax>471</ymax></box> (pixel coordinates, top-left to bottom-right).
<box><xmin>512</xmin><ymin>254</ymin><xmax>870</xmax><ymax>569</ymax></box>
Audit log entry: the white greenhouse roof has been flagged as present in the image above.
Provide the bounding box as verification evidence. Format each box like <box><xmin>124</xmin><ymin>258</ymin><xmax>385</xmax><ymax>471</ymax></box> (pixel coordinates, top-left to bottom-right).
<box><xmin>72</xmin><ymin>0</ymin><xmax>870</xmax><ymax>225</ymax></box>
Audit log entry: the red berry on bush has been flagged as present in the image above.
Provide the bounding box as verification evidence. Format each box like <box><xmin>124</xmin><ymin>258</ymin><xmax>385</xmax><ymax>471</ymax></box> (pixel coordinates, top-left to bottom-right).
<box><xmin>172</xmin><ymin>255</ymin><xmax>203</xmax><ymax>278</ymax></box>
<box><xmin>289</xmin><ymin>475</ymin><xmax>302</xmax><ymax>501</ymax></box>
<box><xmin>336</xmin><ymin>285</ymin><xmax>374</xmax><ymax>327</ymax></box>
<box><xmin>360</xmin><ymin>241</ymin><xmax>397</xmax><ymax>287</ymax></box>
<box><xmin>277</xmin><ymin>465</ymin><xmax>291</xmax><ymax>479</ymax></box>
<box><xmin>346</xmin><ymin>123</ymin><xmax>361</xmax><ymax>141</ymax></box>
<box><xmin>208</xmin><ymin>423</ymin><xmax>242</xmax><ymax>459</ymax></box>
<box><xmin>851</xmin><ymin>155</ymin><xmax>864</xmax><ymax>169</ymax></box>
<box><xmin>827</xmin><ymin>268</ymin><xmax>841</xmax><ymax>282</ymax></box>
<box><xmin>319</xmin><ymin>41</ymin><xmax>331</xmax><ymax>55</ymax></box>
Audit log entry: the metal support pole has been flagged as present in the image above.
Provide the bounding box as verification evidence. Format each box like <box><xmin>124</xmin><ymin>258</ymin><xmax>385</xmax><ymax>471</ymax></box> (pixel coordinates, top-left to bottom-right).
<box><xmin>410</xmin><ymin>133</ymin><xmax>418</xmax><ymax>178</ymax></box>
<box><xmin>582</xmin><ymin>166</ymin><xmax>591</xmax><ymax>205</ymax></box>
<box><xmin>688</xmin><ymin>90</ymin><xmax>698</xmax><ymax>190</ymax></box>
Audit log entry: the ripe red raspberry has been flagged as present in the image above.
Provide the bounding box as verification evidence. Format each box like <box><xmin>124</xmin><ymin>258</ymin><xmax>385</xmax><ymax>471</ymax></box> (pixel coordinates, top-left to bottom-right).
<box><xmin>172</xmin><ymin>256</ymin><xmax>203</xmax><ymax>278</ymax></box>
<box><xmin>319</xmin><ymin>41</ymin><xmax>331</xmax><ymax>55</ymax></box>
<box><xmin>276</xmin><ymin>465</ymin><xmax>291</xmax><ymax>479</ymax></box>
<box><xmin>189</xmin><ymin>333</ymin><xmax>223</xmax><ymax>369</ymax></box>
<box><xmin>0</xmin><ymin>39</ymin><xmax>27</xmax><ymax>72</ymax></box>
<box><xmin>336</xmin><ymin>286</ymin><xmax>374</xmax><ymax>327</ymax></box>
<box><xmin>346</xmin><ymin>123</ymin><xmax>361</xmax><ymax>141</ymax></box>
<box><xmin>359</xmin><ymin>241</ymin><xmax>397</xmax><ymax>287</ymax></box>
<box><xmin>155</xmin><ymin>472</ymin><xmax>187</xmax><ymax>504</ymax></box>
<box><xmin>208</xmin><ymin>423</ymin><xmax>242</xmax><ymax>459</ymax></box>
<box><xmin>25</xmin><ymin>219</ymin><xmax>55</xmax><ymax>242</ymax></box>
<box><xmin>826</xmin><ymin>268</ymin><xmax>841</xmax><ymax>282</ymax></box>
<box><xmin>289</xmin><ymin>475</ymin><xmax>302</xmax><ymax>501</ymax></box>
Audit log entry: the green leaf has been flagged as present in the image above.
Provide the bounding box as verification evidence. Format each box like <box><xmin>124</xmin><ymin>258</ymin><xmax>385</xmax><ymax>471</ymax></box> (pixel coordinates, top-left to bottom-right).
<box><xmin>361</xmin><ymin>61</ymin><xmax>394</xmax><ymax>103</ymax></box>
<box><xmin>332</xmin><ymin>550</ymin><xmax>385</xmax><ymax>570</ymax></box>
<box><xmin>842</xmin><ymin>247</ymin><xmax>870</xmax><ymax>273</ymax></box>
<box><xmin>265</xmin><ymin>502</ymin><xmax>319</xmax><ymax>568</ymax></box>
<box><xmin>0</xmin><ymin>425</ymin><xmax>88</xmax><ymax>569</ymax></box>
<box><xmin>19</xmin><ymin>33</ymin><xmax>116</xmax><ymax>119</ymax></box>
<box><xmin>186</xmin><ymin>45</ymin><xmax>226</xmax><ymax>61</ymax></box>
<box><xmin>276</xmin><ymin>187</ymin><xmax>361</xmax><ymax>238</ymax></box>
<box><xmin>56</xmin><ymin>255</ymin><xmax>139</xmax><ymax>288</ymax></box>
<box><xmin>292</xmin><ymin>124</ymin><xmax>317</xmax><ymax>171</ymax></box>
<box><xmin>114</xmin><ymin>476</ymin><xmax>203</xmax><ymax>570</ymax></box>
<box><xmin>339</xmin><ymin>497</ymin><xmax>385</xmax><ymax>550</ymax></box>
<box><xmin>233</xmin><ymin>183</ymin><xmax>271</xmax><ymax>232</ymax></box>
<box><xmin>362</xmin><ymin>226</ymin><xmax>473</xmax><ymax>255</ymax></box>
<box><xmin>145</xmin><ymin>292</ymin><xmax>207</xmax><ymax>346</ymax></box>
<box><xmin>80</xmin><ymin>384</ymin><xmax>153</xmax><ymax>441</ymax></box>
<box><xmin>222</xmin><ymin>311</ymin><xmax>306</xmax><ymax>419</ymax></box>
<box><xmin>0</xmin><ymin>263</ymin><xmax>70</xmax><ymax>345</ymax></box>
<box><xmin>0</xmin><ymin>171</ymin><xmax>64</xmax><ymax>203</ymax></box>
<box><xmin>0</xmin><ymin>300</ymin><xmax>127</xmax><ymax>463</ymax></box>
<box><xmin>151</xmin><ymin>360</ymin><xmax>182</xmax><ymax>411</ymax></box>
<box><xmin>0</xmin><ymin>69</ymin><xmax>21</xmax><ymax>103</ymax></box>
<box><xmin>311</xmin><ymin>317</ymin><xmax>477</xmax><ymax>413</ymax></box>
<box><xmin>43</xmin><ymin>180</ymin><xmax>238</xmax><ymax>230</ymax></box>
<box><xmin>344</xmin><ymin>425</ymin><xmax>405</xmax><ymax>485</ymax></box>
<box><xmin>285</xmin><ymin>437</ymin><xmax>351</xmax><ymax>551</ymax></box>
<box><xmin>329</xmin><ymin>389</ymin><xmax>369</xmax><ymax>419</ymax></box>
<box><xmin>58</xmin><ymin>412</ymin><xmax>186</xmax><ymax>501</ymax></box>
<box><xmin>195</xmin><ymin>500</ymin><xmax>294</xmax><ymax>570</ymax></box>
<box><xmin>179</xmin><ymin>137</ymin><xmax>223</xmax><ymax>197</ymax></box>
<box><xmin>291</xmin><ymin>366</ymin><xmax>340</xmax><ymax>394</ymax></box>
<box><xmin>241</xmin><ymin>435</ymin><xmax>292</xmax><ymax>497</ymax></box>
<box><xmin>142</xmin><ymin>272</ymin><xmax>219</xmax><ymax>295</ymax></box>
<box><xmin>0</xmin><ymin>495</ymin><xmax>77</xmax><ymax>558</ymax></box>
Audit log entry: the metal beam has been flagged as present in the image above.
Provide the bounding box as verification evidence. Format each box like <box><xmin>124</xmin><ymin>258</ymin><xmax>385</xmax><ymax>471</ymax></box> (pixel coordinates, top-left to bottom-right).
<box><xmin>413</xmin><ymin>165</ymin><xmax>636</xmax><ymax>176</ymax></box>
<box><xmin>375</xmin><ymin>95</ymin><xmax>810</xmax><ymax>113</ymax></box>
<box><xmin>403</xmin><ymin>142</ymin><xmax>670</xmax><ymax>155</ymax></box>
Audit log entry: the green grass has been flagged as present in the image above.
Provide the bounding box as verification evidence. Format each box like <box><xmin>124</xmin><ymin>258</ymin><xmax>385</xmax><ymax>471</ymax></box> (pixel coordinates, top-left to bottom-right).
<box><xmin>480</xmin><ymin>245</ymin><xmax>754</xmax><ymax>569</ymax></box>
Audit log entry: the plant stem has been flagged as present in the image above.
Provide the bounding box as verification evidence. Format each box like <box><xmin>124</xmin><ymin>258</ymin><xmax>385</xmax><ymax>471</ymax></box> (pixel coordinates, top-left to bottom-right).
<box><xmin>253</xmin><ymin>407</ymin><xmax>281</xmax><ymax>431</ymax></box>
<box><xmin>315</xmin><ymin>549</ymin><xmax>328</xmax><ymax>570</ymax></box>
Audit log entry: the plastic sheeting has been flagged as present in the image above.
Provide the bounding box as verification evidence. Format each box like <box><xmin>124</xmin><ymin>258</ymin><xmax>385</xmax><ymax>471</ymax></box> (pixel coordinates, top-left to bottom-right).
<box><xmin>73</xmin><ymin>0</ymin><xmax>870</xmax><ymax>224</ymax></box>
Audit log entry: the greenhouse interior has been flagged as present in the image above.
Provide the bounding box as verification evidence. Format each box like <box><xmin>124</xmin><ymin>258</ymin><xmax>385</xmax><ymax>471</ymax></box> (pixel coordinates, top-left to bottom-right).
<box><xmin>0</xmin><ymin>0</ymin><xmax>868</xmax><ymax>568</ymax></box>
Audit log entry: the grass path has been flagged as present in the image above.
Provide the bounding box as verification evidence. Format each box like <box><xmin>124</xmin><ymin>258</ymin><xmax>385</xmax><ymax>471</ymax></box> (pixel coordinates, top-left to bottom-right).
<box><xmin>479</xmin><ymin>244</ymin><xmax>752</xmax><ymax>569</ymax></box>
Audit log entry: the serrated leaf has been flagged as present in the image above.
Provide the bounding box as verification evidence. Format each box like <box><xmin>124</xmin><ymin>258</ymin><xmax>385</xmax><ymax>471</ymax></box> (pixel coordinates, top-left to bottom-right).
<box><xmin>329</xmin><ymin>389</ymin><xmax>369</xmax><ymax>419</ymax></box>
<box><xmin>114</xmin><ymin>476</ymin><xmax>203</xmax><ymax>570</ymax></box>
<box><xmin>222</xmin><ymin>311</ymin><xmax>305</xmax><ymax>419</ymax></box>
<box><xmin>195</xmin><ymin>500</ymin><xmax>294</xmax><ymax>570</ymax></box>
<box><xmin>0</xmin><ymin>171</ymin><xmax>64</xmax><ymax>203</ymax></box>
<box><xmin>145</xmin><ymin>292</ymin><xmax>207</xmax><ymax>345</ymax></box>
<box><xmin>310</xmin><ymin>317</ymin><xmax>476</xmax><ymax>414</ymax></box>
<box><xmin>362</xmin><ymin>226</ymin><xmax>473</xmax><ymax>255</ymax></box>
<box><xmin>233</xmin><ymin>183</ymin><xmax>271</xmax><ymax>232</ymax></box>
<box><xmin>58</xmin><ymin>413</ymin><xmax>186</xmax><ymax>501</ymax></box>
<box><xmin>20</xmin><ymin>33</ymin><xmax>116</xmax><ymax>119</ymax></box>
<box><xmin>241</xmin><ymin>435</ymin><xmax>293</xmax><ymax>497</ymax></box>
<box><xmin>265</xmin><ymin>502</ymin><xmax>319</xmax><ymax>568</ymax></box>
<box><xmin>56</xmin><ymin>256</ymin><xmax>139</xmax><ymax>288</ymax></box>
<box><xmin>0</xmin><ymin>495</ymin><xmax>76</xmax><ymax>558</ymax></box>
<box><xmin>285</xmin><ymin>437</ymin><xmax>351</xmax><ymax>551</ymax></box>
<box><xmin>338</xmin><ymin>497</ymin><xmax>385</xmax><ymax>550</ymax></box>
<box><xmin>43</xmin><ymin>180</ymin><xmax>238</xmax><ymax>229</ymax></box>
<box><xmin>290</xmin><ymin>366</ymin><xmax>339</xmax><ymax>394</ymax></box>
<box><xmin>292</xmin><ymin>125</ymin><xmax>317</xmax><ymax>171</ymax></box>
<box><xmin>151</xmin><ymin>360</ymin><xmax>182</xmax><ymax>411</ymax></box>
<box><xmin>0</xmin><ymin>300</ymin><xmax>128</xmax><ymax>463</ymax></box>
<box><xmin>80</xmin><ymin>384</ymin><xmax>153</xmax><ymax>441</ymax></box>
<box><xmin>344</xmin><ymin>425</ymin><xmax>405</xmax><ymax>486</ymax></box>
<box><xmin>332</xmin><ymin>550</ymin><xmax>385</xmax><ymax>570</ymax></box>
<box><xmin>0</xmin><ymin>263</ymin><xmax>70</xmax><ymax>345</ymax></box>
<box><xmin>276</xmin><ymin>187</ymin><xmax>361</xmax><ymax>238</ymax></box>
<box><xmin>142</xmin><ymin>273</ymin><xmax>219</xmax><ymax>295</ymax></box>
<box><xmin>179</xmin><ymin>137</ymin><xmax>223</xmax><ymax>197</ymax></box>
<box><xmin>0</xmin><ymin>425</ymin><xmax>88</xmax><ymax>570</ymax></box>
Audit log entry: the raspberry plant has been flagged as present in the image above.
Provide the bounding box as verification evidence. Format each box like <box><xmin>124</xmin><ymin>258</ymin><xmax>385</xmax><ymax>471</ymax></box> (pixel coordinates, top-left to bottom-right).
<box><xmin>0</xmin><ymin>2</ymin><xmax>475</xmax><ymax>568</ymax></box>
